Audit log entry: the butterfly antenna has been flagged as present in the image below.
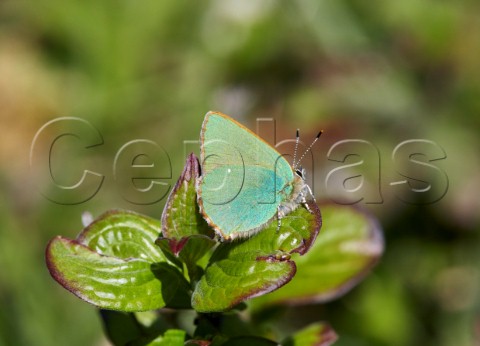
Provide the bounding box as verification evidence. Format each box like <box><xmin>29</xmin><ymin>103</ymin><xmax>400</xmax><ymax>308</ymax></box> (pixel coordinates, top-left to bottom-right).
<box><xmin>292</xmin><ymin>129</ymin><xmax>300</xmax><ymax>168</ymax></box>
<box><xmin>295</xmin><ymin>130</ymin><xmax>323</xmax><ymax>168</ymax></box>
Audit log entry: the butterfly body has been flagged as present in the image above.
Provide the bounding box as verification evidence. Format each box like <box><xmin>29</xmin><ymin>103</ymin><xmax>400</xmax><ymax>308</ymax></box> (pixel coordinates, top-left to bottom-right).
<box><xmin>277</xmin><ymin>170</ymin><xmax>309</xmax><ymax>219</ymax></box>
<box><xmin>197</xmin><ymin>111</ymin><xmax>311</xmax><ymax>240</ymax></box>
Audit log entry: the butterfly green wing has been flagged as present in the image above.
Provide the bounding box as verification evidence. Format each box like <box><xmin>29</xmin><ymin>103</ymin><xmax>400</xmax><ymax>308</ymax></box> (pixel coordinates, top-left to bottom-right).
<box><xmin>198</xmin><ymin>111</ymin><xmax>294</xmax><ymax>239</ymax></box>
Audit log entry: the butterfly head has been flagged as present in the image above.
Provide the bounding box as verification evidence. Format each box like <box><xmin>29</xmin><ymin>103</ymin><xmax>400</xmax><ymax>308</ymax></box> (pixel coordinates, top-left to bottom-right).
<box><xmin>294</xmin><ymin>166</ymin><xmax>306</xmax><ymax>181</ymax></box>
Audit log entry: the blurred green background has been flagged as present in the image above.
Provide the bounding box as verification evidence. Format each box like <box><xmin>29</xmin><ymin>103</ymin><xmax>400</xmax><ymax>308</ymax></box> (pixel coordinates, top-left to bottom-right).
<box><xmin>1</xmin><ymin>0</ymin><xmax>479</xmax><ymax>345</ymax></box>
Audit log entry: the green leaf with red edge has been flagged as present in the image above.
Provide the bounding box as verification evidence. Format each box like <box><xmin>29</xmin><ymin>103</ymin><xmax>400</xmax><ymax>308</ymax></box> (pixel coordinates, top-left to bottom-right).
<box><xmin>281</xmin><ymin>322</ymin><xmax>338</xmax><ymax>346</ymax></box>
<box><xmin>46</xmin><ymin>237</ymin><xmax>191</xmax><ymax>311</ymax></box>
<box><xmin>191</xmin><ymin>202</ymin><xmax>321</xmax><ymax>312</ymax></box>
<box><xmin>251</xmin><ymin>204</ymin><xmax>384</xmax><ymax>307</ymax></box>
<box><xmin>157</xmin><ymin>154</ymin><xmax>216</xmax><ymax>277</ymax></box>
<box><xmin>161</xmin><ymin>153</ymin><xmax>213</xmax><ymax>241</ymax></box>
<box><xmin>46</xmin><ymin>210</ymin><xmax>191</xmax><ymax>311</ymax></box>
<box><xmin>77</xmin><ymin>209</ymin><xmax>164</xmax><ymax>261</ymax></box>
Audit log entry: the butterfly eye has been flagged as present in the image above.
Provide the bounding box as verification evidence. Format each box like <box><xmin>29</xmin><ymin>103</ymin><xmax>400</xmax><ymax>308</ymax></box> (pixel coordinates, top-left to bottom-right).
<box><xmin>295</xmin><ymin>168</ymin><xmax>304</xmax><ymax>178</ymax></box>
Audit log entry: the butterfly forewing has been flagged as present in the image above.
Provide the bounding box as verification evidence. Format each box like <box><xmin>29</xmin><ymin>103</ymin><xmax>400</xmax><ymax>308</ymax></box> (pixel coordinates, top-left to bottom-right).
<box><xmin>199</xmin><ymin>112</ymin><xmax>294</xmax><ymax>238</ymax></box>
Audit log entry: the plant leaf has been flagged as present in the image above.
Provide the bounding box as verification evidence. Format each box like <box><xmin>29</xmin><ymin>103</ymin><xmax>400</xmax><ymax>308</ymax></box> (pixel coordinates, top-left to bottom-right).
<box><xmin>157</xmin><ymin>154</ymin><xmax>216</xmax><ymax>280</ymax></box>
<box><xmin>191</xmin><ymin>202</ymin><xmax>321</xmax><ymax>312</ymax></box>
<box><xmin>47</xmin><ymin>237</ymin><xmax>165</xmax><ymax>311</ymax></box>
<box><xmin>99</xmin><ymin>310</ymin><xmax>144</xmax><ymax>346</ymax></box>
<box><xmin>161</xmin><ymin>153</ymin><xmax>212</xmax><ymax>240</ymax></box>
<box><xmin>46</xmin><ymin>237</ymin><xmax>191</xmax><ymax>311</ymax></box>
<box><xmin>100</xmin><ymin>310</ymin><xmax>185</xmax><ymax>346</ymax></box>
<box><xmin>184</xmin><ymin>341</ymin><xmax>211</xmax><ymax>346</ymax></box>
<box><xmin>46</xmin><ymin>211</ymin><xmax>192</xmax><ymax>311</ymax></box>
<box><xmin>77</xmin><ymin>209</ymin><xmax>164</xmax><ymax>262</ymax></box>
<box><xmin>281</xmin><ymin>322</ymin><xmax>338</xmax><ymax>346</ymax></box>
<box><xmin>141</xmin><ymin>329</ymin><xmax>186</xmax><ymax>346</ymax></box>
<box><xmin>252</xmin><ymin>204</ymin><xmax>383</xmax><ymax>307</ymax></box>
<box><xmin>156</xmin><ymin>235</ymin><xmax>216</xmax><ymax>270</ymax></box>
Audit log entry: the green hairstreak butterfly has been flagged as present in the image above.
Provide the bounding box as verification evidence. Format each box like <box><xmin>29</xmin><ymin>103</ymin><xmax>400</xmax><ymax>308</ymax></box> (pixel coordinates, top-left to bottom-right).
<box><xmin>197</xmin><ymin>111</ymin><xmax>321</xmax><ymax>240</ymax></box>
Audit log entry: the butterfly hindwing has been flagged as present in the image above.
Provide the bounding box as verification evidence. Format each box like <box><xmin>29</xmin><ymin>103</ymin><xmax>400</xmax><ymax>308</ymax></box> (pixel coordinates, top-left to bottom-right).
<box><xmin>198</xmin><ymin>112</ymin><xmax>294</xmax><ymax>238</ymax></box>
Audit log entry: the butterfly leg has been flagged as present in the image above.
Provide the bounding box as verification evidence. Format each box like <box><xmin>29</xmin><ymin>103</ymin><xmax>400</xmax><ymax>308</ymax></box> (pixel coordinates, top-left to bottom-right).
<box><xmin>276</xmin><ymin>206</ymin><xmax>283</xmax><ymax>231</ymax></box>
<box><xmin>305</xmin><ymin>184</ymin><xmax>317</xmax><ymax>202</ymax></box>
<box><xmin>303</xmin><ymin>201</ymin><xmax>312</xmax><ymax>213</ymax></box>
<box><xmin>302</xmin><ymin>184</ymin><xmax>316</xmax><ymax>212</ymax></box>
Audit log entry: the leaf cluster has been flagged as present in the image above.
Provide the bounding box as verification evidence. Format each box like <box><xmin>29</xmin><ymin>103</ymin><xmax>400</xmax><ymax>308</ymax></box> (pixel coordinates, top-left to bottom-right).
<box><xmin>46</xmin><ymin>154</ymin><xmax>383</xmax><ymax>345</ymax></box>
